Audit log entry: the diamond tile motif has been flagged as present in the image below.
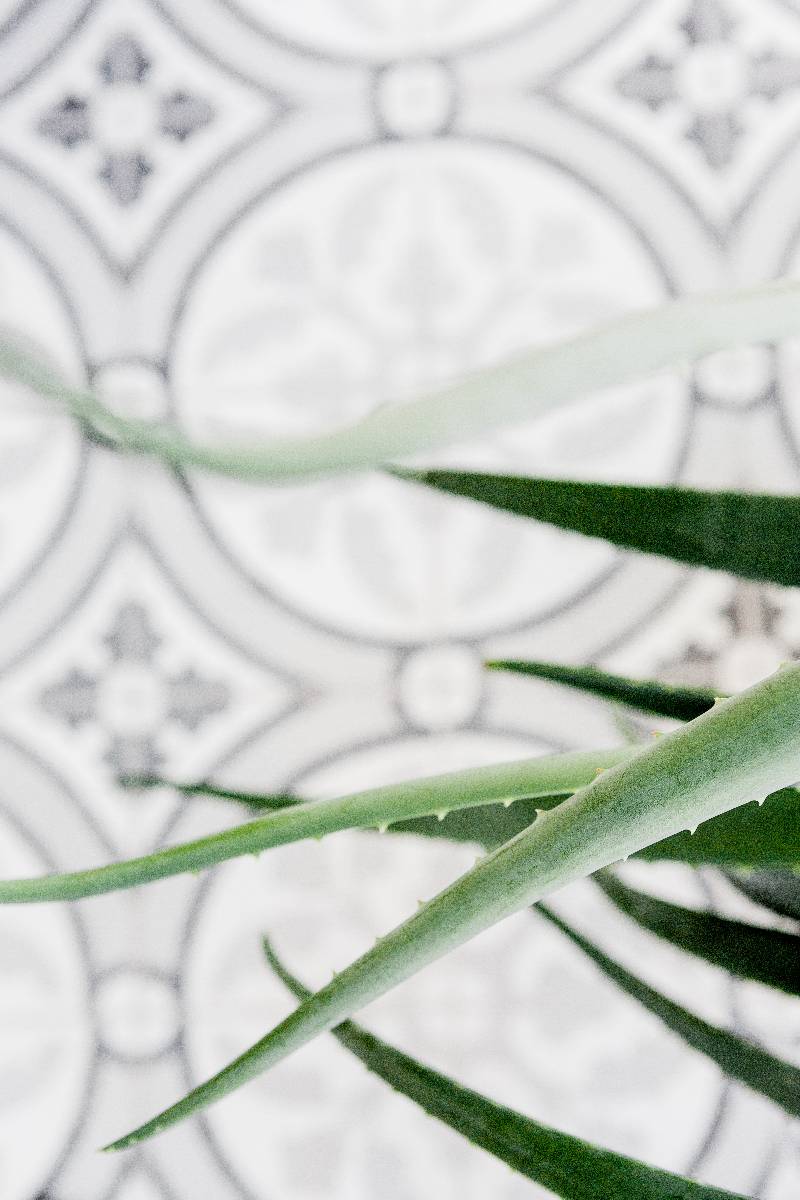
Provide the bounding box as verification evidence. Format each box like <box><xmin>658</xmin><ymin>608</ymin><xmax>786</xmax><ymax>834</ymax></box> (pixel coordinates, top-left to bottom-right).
<box><xmin>0</xmin><ymin>0</ymin><xmax>276</xmax><ymax>272</ymax></box>
<box><xmin>558</xmin><ymin>0</ymin><xmax>800</xmax><ymax>224</ymax></box>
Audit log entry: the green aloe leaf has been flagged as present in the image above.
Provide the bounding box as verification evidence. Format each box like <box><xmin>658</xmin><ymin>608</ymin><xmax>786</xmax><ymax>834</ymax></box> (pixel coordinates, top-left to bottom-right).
<box><xmin>724</xmin><ymin>869</ymin><xmax>800</xmax><ymax>922</ymax></box>
<box><xmin>486</xmin><ymin>659</ymin><xmax>717</xmax><ymax>721</ymax></box>
<box><xmin>263</xmin><ymin>939</ymin><xmax>747</xmax><ymax>1200</ymax></box>
<box><xmin>594</xmin><ymin>871</ymin><xmax>800</xmax><ymax>995</ymax></box>
<box><xmin>398</xmin><ymin>472</ymin><xmax>800</xmax><ymax>587</ymax></box>
<box><xmin>137</xmin><ymin>768</ymin><xmax>800</xmax><ymax>870</ymax></box>
<box><xmin>536</xmin><ymin>904</ymin><xmax>800</xmax><ymax>1118</ymax></box>
<box><xmin>5</xmin><ymin>282</ymin><xmax>800</xmax><ymax>482</ymax></box>
<box><xmin>104</xmin><ymin>664</ymin><xmax>800</xmax><ymax>1150</ymax></box>
<box><xmin>0</xmin><ymin>750</ymin><xmax>628</xmax><ymax>903</ymax></box>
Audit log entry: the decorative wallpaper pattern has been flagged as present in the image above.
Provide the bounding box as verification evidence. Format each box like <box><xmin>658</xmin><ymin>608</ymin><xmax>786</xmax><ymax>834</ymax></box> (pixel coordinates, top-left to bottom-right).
<box><xmin>2</xmin><ymin>1</ymin><xmax>800</xmax><ymax>1197</ymax></box>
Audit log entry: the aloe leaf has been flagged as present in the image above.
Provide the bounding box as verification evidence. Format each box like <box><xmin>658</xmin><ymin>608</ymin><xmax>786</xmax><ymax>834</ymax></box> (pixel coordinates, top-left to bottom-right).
<box><xmin>724</xmin><ymin>869</ymin><xmax>800</xmax><ymax>922</ymax></box>
<box><xmin>595</xmin><ymin>871</ymin><xmax>800</xmax><ymax>995</ymax></box>
<box><xmin>143</xmin><ymin>767</ymin><xmax>800</xmax><ymax>870</ymax></box>
<box><xmin>486</xmin><ymin>659</ymin><xmax>717</xmax><ymax>721</ymax></box>
<box><xmin>398</xmin><ymin>472</ymin><xmax>800</xmax><ymax>587</ymax></box>
<box><xmin>5</xmin><ymin>282</ymin><xmax>800</xmax><ymax>482</ymax></box>
<box><xmin>263</xmin><ymin>940</ymin><xmax>748</xmax><ymax>1200</ymax></box>
<box><xmin>536</xmin><ymin>904</ymin><xmax>800</xmax><ymax>1118</ymax></box>
<box><xmin>104</xmin><ymin>664</ymin><xmax>800</xmax><ymax>1150</ymax></box>
<box><xmin>0</xmin><ymin>750</ymin><xmax>629</xmax><ymax>903</ymax></box>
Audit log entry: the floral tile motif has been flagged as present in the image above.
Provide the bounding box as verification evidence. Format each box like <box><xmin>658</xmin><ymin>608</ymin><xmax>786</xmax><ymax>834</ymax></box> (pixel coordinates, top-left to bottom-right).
<box><xmin>41</xmin><ymin>598</ymin><xmax>229</xmax><ymax>779</ymax></box>
<box><xmin>0</xmin><ymin>0</ymin><xmax>275</xmax><ymax>271</ymax></box>
<box><xmin>557</xmin><ymin>0</ymin><xmax>800</xmax><ymax>224</ymax></box>
<box><xmin>4</xmin><ymin>532</ymin><xmax>293</xmax><ymax>809</ymax></box>
<box><xmin>617</xmin><ymin>0</ymin><xmax>800</xmax><ymax>170</ymax></box>
<box><xmin>38</xmin><ymin>32</ymin><xmax>214</xmax><ymax>207</ymax></box>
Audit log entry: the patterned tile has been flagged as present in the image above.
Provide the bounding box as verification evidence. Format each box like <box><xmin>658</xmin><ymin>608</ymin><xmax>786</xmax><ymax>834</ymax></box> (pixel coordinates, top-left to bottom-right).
<box><xmin>0</xmin><ymin>0</ymin><xmax>797</xmax><ymax>1196</ymax></box>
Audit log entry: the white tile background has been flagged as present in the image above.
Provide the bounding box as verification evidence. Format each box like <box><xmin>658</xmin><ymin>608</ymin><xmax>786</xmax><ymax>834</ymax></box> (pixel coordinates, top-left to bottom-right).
<box><xmin>3</xmin><ymin>1</ymin><xmax>800</xmax><ymax>1196</ymax></box>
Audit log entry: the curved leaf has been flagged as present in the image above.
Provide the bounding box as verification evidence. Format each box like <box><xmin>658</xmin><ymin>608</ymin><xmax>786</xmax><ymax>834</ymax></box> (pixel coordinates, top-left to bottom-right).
<box><xmin>0</xmin><ymin>750</ymin><xmax>628</xmax><ymax>903</ymax></box>
<box><xmin>595</xmin><ymin>871</ymin><xmax>800</xmax><ymax>995</ymax></box>
<box><xmin>104</xmin><ymin>664</ymin><xmax>800</xmax><ymax>1150</ymax></box>
<box><xmin>537</xmin><ymin>905</ymin><xmax>800</xmax><ymax>1118</ymax></box>
<box><xmin>264</xmin><ymin>940</ymin><xmax>747</xmax><ymax>1200</ymax></box>
<box><xmin>486</xmin><ymin>659</ymin><xmax>717</xmax><ymax>721</ymax></box>
<box><xmin>399</xmin><ymin>472</ymin><xmax>800</xmax><ymax>587</ymax></box>
<box><xmin>5</xmin><ymin>282</ymin><xmax>800</xmax><ymax>482</ymax></box>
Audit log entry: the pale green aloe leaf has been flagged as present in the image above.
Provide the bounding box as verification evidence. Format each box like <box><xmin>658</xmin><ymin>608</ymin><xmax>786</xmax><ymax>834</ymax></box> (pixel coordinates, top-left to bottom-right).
<box><xmin>594</xmin><ymin>871</ymin><xmax>800</xmax><ymax>996</ymax></box>
<box><xmin>104</xmin><ymin>664</ymin><xmax>800</xmax><ymax>1150</ymax></box>
<box><xmin>136</xmin><ymin>768</ymin><xmax>800</xmax><ymax>869</ymax></box>
<box><xmin>263</xmin><ymin>939</ymin><xmax>748</xmax><ymax>1200</ymax></box>
<box><xmin>0</xmin><ymin>750</ymin><xmax>628</xmax><ymax>903</ymax></box>
<box><xmin>486</xmin><ymin>659</ymin><xmax>717</xmax><ymax>721</ymax></box>
<box><xmin>5</xmin><ymin>281</ymin><xmax>800</xmax><ymax>482</ymax></box>
<box><xmin>536</xmin><ymin>904</ymin><xmax>800</xmax><ymax>1118</ymax></box>
<box><xmin>397</xmin><ymin>472</ymin><xmax>800</xmax><ymax>587</ymax></box>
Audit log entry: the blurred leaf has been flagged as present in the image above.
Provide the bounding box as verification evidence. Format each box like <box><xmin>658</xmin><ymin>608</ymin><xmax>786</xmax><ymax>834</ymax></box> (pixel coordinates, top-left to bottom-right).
<box><xmin>596</xmin><ymin>871</ymin><xmax>800</xmax><ymax>995</ymax></box>
<box><xmin>5</xmin><ymin>282</ymin><xmax>800</xmax><ymax>481</ymax></box>
<box><xmin>398</xmin><ymin>471</ymin><xmax>800</xmax><ymax>587</ymax></box>
<box><xmin>537</xmin><ymin>904</ymin><xmax>800</xmax><ymax>1117</ymax></box>
<box><xmin>486</xmin><ymin>659</ymin><xmax>717</xmax><ymax>721</ymax></box>
<box><xmin>725</xmin><ymin>868</ymin><xmax>800</xmax><ymax>922</ymax></box>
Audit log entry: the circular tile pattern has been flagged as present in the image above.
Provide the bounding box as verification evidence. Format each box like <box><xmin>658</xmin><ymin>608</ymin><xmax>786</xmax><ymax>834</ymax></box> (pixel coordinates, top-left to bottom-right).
<box><xmin>396</xmin><ymin>642</ymin><xmax>483</xmax><ymax>730</ymax></box>
<box><xmin>219</xmin><ymin>0</ymin><xmax>565</xmax><ymax>59</ymax></box>
<box><xmin>171</xmin><ymin>139</ymin><xmax>689</xmax><ymax>643</ymax></box>
<box><xmin>95</xmin><ymin>967</ymin><xmax>180</xmax><ymax>1062</ymax></box>
<box><xmin>374</xmin><ymin>59</ymin><xmax>455</xmax><ymax>138</ymax></box>
<box><xmin>93</xmin><ymin>360</ymin><xmax>169</xmax><ymax>423</ymax></box>
<box><xmin>695</xmin><ymin>345</ymin><xmax>773</xmax><ymax>408</ymax></box>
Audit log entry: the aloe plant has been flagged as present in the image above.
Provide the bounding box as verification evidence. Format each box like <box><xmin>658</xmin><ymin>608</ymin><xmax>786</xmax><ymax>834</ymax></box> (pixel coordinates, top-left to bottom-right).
<box><xmin>7</xmin><ymin>279</ymin><xmax>800</xmax><ymax>1197</ymax></box>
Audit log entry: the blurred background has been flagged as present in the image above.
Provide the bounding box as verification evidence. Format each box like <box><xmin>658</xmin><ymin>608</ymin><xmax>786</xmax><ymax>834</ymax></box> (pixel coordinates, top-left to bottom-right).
<box><xmin>4</xmin><ymin>1</ymin><xmax>800</xmax><ymax>1196</ymax></box>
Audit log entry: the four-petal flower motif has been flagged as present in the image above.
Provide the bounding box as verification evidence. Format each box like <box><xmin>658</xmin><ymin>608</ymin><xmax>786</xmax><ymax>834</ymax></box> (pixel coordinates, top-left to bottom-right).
<box><xmin>37</xmin><ymin>33</ymin><xmax>214</xmax><ymax>205</ymax></box>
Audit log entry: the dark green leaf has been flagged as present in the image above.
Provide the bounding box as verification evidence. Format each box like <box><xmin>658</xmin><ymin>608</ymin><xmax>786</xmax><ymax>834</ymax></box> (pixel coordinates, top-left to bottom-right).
<box><xmin>395</xmin><ymin>787</ymin><xmax>800</xmax><ymax>869</ymax></box>
<box><xmin>127</xmin><ymin>775</ymin><xmax>300</xmax><ymax>811</ymax></box>
<box><xmin>537</xmin><ymin>905</ymin><xmax>800</xmax><ymax>1118</ymax></box>
<box><xmin>264</xmin><ymin>939</ymin><xmax>747</xmax><ymax>1200</ymax></box>
<box><xmin>640</xmin><ymin>788</ymin><xmax>800</xmax><ymax>867</ymax></box>
<box><xmin>486</xmin><ymin>659</ymin><xmax>717</xmax><ymax>721</ymax></box>
<box><xmin>596</xmin><ymin>871</ymin><xmax>800</xmax><ymax>995</ymax></box>
<box><xmin>397</xmin><ymin>471</ymin><xmax>800</xmax><ymax>587</ymax></box>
